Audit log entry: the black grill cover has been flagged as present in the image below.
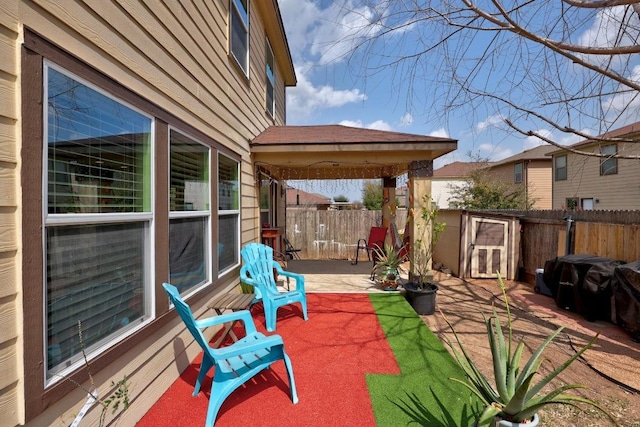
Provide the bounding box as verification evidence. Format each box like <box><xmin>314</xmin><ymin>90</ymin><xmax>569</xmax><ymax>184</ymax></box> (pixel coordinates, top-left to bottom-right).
<box><xmin>543</xmin><ymin>254</ymin><xmax>624</xmax><ymax>321</ymax></box>
<box><xmin>612</xmin><ymin>261</ymin><xmax>640</xmax><ymax>342</ymax></box>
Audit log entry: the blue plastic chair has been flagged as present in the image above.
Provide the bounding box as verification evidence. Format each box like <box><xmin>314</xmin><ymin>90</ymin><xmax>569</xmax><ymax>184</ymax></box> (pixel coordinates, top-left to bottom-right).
<box><xmin>162</xmin><ymin>283</ymin><xmax>298</xmax><ymax>426</ymax></box>
<box><xmin>240</xmin><ymin>243</ymin><xmax>308</xmax><ymax>332</ymax></box>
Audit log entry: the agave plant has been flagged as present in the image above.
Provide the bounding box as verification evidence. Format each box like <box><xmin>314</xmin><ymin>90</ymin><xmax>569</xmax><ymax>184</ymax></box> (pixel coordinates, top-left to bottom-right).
<box><xmin>444</xmin><ymin>274</ymin><xmax>617</xmax><ymax>426</ymax></box>
<box><xmin>371</xmin><ymin>244</ymin><xmax>406</xmax><ymax>282</ymax></box>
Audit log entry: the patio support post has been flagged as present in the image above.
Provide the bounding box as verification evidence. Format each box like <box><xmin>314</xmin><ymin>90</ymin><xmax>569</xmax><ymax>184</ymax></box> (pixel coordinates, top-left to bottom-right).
<box><xmin>408</xmin><ymin>160</ymin><xmax>433</xmax><ymax>279</ymax></box>
<box><xmin>382</xmin><ymin>177</ymin><xmax>396</xmax><ymax>246</ymax></box>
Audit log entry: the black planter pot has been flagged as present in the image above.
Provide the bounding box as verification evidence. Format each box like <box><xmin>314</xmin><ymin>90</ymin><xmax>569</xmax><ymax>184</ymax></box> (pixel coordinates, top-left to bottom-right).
<box><xmin>404</xmin><ymin>282</ymin><xmax>439</xmax><ymax>315</ymax></box>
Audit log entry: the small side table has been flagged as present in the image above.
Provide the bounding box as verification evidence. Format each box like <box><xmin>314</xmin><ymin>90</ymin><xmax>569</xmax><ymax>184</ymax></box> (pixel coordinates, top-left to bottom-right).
<box><xmin>207</xmin><ymin>293</ymin><xmax>255</xmax><ymax>348</ymax></box>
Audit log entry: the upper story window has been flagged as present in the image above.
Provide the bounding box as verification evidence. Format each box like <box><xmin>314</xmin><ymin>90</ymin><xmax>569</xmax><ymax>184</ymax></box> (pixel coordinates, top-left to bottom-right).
<box><xmin>600</xmin><ymin>144</ymin><xmax>617</xmax><ymax>176</ymax></box>
<box><xmin>266</xmin><ymin>39</ymin><xmax>275</xmax><ymax>117</ymax></box>
<box><xmin>514</xmin><ymin>162</ymin><xmax>523</xmax><ymax>183</ymax></box>
<box><xmin>554</xmin><ymin>155</ymin><xmax>567</xmax><ymax>181</ymax></box>
<box><xmin>169</xmin><ymin>130</ymin><xmax>211</xmax><ymax>295</ymax></box>
<box><xmin>230</xmin><ymin>0</ymin><xmax>249</xmax><ymax>75</ymax></box>
<box><xmin>45</xmin><ymin>64</ymin><xmax>153</xmax><ymax>380</ymax></box>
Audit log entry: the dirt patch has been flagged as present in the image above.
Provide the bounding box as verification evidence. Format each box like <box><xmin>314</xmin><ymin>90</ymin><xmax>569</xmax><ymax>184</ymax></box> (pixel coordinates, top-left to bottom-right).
<box><xmin>420</xmin><ymin>274</ymin><xmax>640</xmax><ymax>427</ymax></box>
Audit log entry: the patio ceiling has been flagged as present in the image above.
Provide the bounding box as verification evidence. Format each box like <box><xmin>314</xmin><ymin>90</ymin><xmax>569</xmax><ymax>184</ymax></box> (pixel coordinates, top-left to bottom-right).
<box><xmin>251</xmin><ymin>125</ymin><xmax>458</xmax><ymax>180</ymax></box>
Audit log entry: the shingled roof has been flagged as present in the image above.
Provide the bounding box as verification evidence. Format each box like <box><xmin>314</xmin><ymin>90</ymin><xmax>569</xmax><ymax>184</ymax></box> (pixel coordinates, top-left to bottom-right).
<box><xmin>490</xmin><ymin>144</ymin><xmax>555</xmax><ymax>166</ymax></box>
<box><xmin>252</xmin><ymin>125</ymin><xmax>453</xmax><ymax>145</ymax></box>
<box><xmin>251</xmin><ymin>125</ymin><xmax>458</xmax><ymax>180</ymax></box>
<box><xmin>433</xmin><ymin>161</ymin><xmax>491</xmax><ymax>178</ymax></box>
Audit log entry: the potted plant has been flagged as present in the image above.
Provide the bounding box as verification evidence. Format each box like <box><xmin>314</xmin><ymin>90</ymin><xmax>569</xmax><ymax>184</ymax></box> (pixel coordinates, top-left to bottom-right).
<box><xmin>444</xmin><ymin>274</ymin><xmax>617</xmax><ymax>427</ymax></box>
<box><xmin>371</xmin><ymin>244</ymin><xmax>406</xmax><ymax>290</ymax></box>
<box><xmin>404</xmin><ymin>195</ymin><xmax>446</xmax><ymax>314</ymax></box>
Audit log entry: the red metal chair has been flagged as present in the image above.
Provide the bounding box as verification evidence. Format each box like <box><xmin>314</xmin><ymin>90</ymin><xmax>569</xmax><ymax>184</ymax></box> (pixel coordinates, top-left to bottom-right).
<box><xmin>351</xmin><ymin>226</ymin><xmax>388</xmax><ymax>265</ymax></box>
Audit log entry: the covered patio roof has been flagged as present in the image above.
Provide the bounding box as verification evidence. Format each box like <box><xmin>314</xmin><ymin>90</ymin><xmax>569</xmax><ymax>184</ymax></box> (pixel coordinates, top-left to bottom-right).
<box><xmin>251</xmin><ymin>125</ymin><xmax>457</xmax><ymax>180</ymax></box>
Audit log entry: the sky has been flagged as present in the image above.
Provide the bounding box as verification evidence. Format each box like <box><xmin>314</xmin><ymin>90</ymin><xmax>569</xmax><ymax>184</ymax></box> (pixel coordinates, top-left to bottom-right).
<box><xmin>277</xmin><ymin>1</ymin><xmax>639</xmax><ymax>202</ymax></box>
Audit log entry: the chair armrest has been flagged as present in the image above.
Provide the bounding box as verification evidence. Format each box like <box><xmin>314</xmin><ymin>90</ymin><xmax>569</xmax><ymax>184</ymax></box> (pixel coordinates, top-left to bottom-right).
<box><xmin>195</xmin><ymin>309</ymin><xmax>257</xmax><ymax>335</ymax></box>
<box><xmin>278</xmin><ymin>270</ymin><xmax>305</xmax><ymax>292</ymax></box>
<box><xmin>213</xmin><ymin>334</ymin><xmax>284</xmax><ymax>358</ymax></box>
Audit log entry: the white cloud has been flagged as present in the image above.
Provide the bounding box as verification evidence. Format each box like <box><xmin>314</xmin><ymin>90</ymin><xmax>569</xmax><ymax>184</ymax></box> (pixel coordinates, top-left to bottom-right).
<box><xmin>428</xmin><ymin>127</ymin><xmax>449</xmax><ymax>138</ymax></box>
<box><xmin>399</xmin><ymin>112</ymin><xmax>413</xmax><ymax>126</ymax></box>
<box><xmin>577</xmin><ymin>7</ymin><xmax>640</xmax><ymax>62</ymax></box>
<box><xmin>603</xmin><ymin>65</ymin><xmax>640</xmax><ymax>112</ymax></box>
<box><xmin>338</xmin><ymin>119</ymin><xmax>393</xmax><ymax>130</ymax></box>
<box><xmin>523</xmin><ymin>129</ymin><xmax>553</xmax><ymax>149</ymax></box>
<box><xmin>367</xmin><ymin>120</ymin><xmax>393</xmax><ymax>131</ymax></box>
<box><xmin>287</xmin><ymin>69</ymin><xmax>367</xmax><ymax>119</ymax></box>
<box><xmin>279</xmin><ymin>0</ymin><xmax>385</xmax><ymax>66</ymax></box>
<box><xmin>339</xmin><ymin>119</ymin><xmax>363</xmax><ymax>128</ymax></box>
<box><xmin>479</xmin><ymin>143</ymin><xmax>513</xmax><ymax>161</ymax></box>
<box><xmin>475</xmin><ymin>114</ymin><xmax>505</xmax><ymax>134</ymax></box>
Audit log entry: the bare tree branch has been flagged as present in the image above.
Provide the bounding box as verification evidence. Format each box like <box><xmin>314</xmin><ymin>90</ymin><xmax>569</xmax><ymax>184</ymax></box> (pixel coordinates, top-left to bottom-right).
<box><xmin>338</xmin><ymin>0</ymin><xmax>640</xmax><ymax>158</ymax></box>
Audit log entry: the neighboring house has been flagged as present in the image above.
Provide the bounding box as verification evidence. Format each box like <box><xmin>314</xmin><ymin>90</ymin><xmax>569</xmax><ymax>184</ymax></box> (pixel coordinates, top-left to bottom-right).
<box><xmin>432</xmin><ymin>161</ymin><xmax>490</xmax><ymax>208</ymax></box>
<box><xmin>550</xmin><ymin>122</ymin><xmax>640</xmax><ymax>210</ymax></box>
<box><xmin>484</xmin><ymin>145</ymin><xmax>555</xmax><ymax>210</ymax></box>
<box><xmin>286</xmin><ymin>187</ymin><xmax>332</xmax><ymax>210</ymax></box>
<box><xmin>2</xmin><ymin>1</ymin><xmax>295</xmax><ymax>425</ymax></box>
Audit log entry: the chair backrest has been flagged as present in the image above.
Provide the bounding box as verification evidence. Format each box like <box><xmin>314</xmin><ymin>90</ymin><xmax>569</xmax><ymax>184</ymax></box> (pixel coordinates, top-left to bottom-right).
<box><xmin>162</xmin><ymin>283</ymin><xmax>212</xmax><ymax>353</ymax></box>
<box><xmin>367</xmin><ymin>226</ymin><xmax>388</xmax><ymax>250</ymax></box>
<box><xmin>241</xmin><ymin>243</ymin><xmax>278</xmax><ymax>294</ymax></box>
<box><xmin>317</xmin><ymin>224</ymin><xmax>326</xmax><ymax>239</ymax></box>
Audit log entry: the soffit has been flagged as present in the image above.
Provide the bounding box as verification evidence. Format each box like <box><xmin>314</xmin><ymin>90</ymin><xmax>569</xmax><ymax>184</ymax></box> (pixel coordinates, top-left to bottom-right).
<box><xmin>251</xmin><ymin>125</ymin><xmax>458</xmax><ymax>180</ymax></box>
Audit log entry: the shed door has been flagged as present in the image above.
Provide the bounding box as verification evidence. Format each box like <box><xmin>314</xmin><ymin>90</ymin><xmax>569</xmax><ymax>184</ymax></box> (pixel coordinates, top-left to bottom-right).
<box><xmin>470</xmin><ymin>217</ymin><xmax>508</xmax><ymax>278</ymax></box>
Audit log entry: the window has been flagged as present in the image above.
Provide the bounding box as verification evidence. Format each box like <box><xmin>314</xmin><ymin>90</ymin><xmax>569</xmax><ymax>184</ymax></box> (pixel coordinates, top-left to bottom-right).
<box><xmin>600</xmin><ymin>144</ymin><xmax>617</xmax><ymax>176</ymax></box>
<box><xmin>566</xmin><ymin>197</ymin><xmax>579</xmax><ymax>210</ymax></box>
<box><xmin>581</xmin><ymin>198</ymin><xmax>594</xmax><ymax>210</ymax></box>
<box><xmin>514</xmin><ymin>162</ymin><xmax>523</xmax><ymax>183</ymax></box>
<box><xmin>230</xmin><ymin>0</ymin><xmax>249</xmax><ymax>75</ymax></box>
<box><xmin>266</xmin><ymin>39</ymin><xmax>275</xmax><ymax>116</ymax></box>
<box><xmin>169</xmin><ymin>130</ymin><xmax>210</xmax><ymax>294</ymax></box>
<box><xmin>45</xmin><ymin>64</ymin><xmax>152</xmax><ymax>379</ymax></box>
<box><xmin>555</xmin><ymin>155</ymin><xmax>567</xmax><ymax>181</ymax></box>
<box><xmin>218</xmin><ymin>154</ymin><xmax>240</xmax><ymax>272</ymax></box>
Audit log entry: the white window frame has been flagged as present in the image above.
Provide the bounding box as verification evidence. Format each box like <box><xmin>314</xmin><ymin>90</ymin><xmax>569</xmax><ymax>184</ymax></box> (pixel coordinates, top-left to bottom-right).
<box><xmin>218</xmin><ymin>153</ymin><xmax>241</xmax><ymax>275</ymax></box>
<box><xmin>168</xmin><ymin>128</ymin><xmax>212</xmax><ymax>297</ymax></box>
<box><xmin>230</xmin><ymin>0</ymin><xmax>250</xmax><ymax>76</ymax></box>
<box><xmin>43</xmin><ymin>62</ymin><xmax>155</xmax><ymax>384</ymax></box>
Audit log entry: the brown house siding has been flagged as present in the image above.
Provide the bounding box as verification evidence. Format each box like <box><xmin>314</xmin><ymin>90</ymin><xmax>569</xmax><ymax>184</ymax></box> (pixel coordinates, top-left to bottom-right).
<box><xmin>553</xmin><ymin>143</ymin><xmax>640</xmax><ymax>209</ymax></box>
<box><xmin>487</xmin><ymin>159</ymin><xmax>552</xmax><ymax>210</ymax></box>
<box><xmin>527</xmin><ymin>161</ymin><xmax>552</xmax><ymax>209</ymax></box>
<box><xmin>11</xmin><ymin>1</ymin><xmax>292</xmax><ymax>425</ymax></box>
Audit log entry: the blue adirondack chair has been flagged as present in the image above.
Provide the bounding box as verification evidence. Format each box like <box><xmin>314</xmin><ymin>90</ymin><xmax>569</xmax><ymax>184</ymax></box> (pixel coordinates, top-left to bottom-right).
<box><xmin>240</xmin><ymin>243</ymin><xmax>308</xmax><ymax>332</ymax></box>
<box><xmin>162</xmin><ymin>283</ymin><xmax>298</xmax><ymax>426</ymax></box>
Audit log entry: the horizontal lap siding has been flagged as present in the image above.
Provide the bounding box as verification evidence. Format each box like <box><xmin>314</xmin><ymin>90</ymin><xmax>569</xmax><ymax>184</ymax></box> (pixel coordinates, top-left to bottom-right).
<box><xmin>0</xmin><ymin>1</ymin><xmax>19</xmax><ymax>425</ymax></box>
<box><xmin>21</xmin><ymin>0</ymin><xmax>280</xmax><ymax>424</ymax></box>
<box><xmin>554</xmin><ymin>143</ymin><xmax>640</xmax><ymax>209</ymax></box>
<box><xmin>527</xmin><ymin>162</ymin><xmax>552</xmax><ymax>209</ymax></box>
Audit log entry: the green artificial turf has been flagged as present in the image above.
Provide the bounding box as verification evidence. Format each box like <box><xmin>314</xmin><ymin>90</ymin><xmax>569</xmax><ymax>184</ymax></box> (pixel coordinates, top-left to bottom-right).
<box><xmin>368</xmin><ymin>293</ymin><xmax>481</xmax><ymax>426</ymax></box>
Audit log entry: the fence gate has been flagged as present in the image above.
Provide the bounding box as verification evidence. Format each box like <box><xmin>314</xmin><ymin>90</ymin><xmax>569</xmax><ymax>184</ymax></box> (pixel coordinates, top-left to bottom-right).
<box><xmin>465</xmin><ymin>215</ymin><xmax>513</xmax><ymax>279</ymax></box>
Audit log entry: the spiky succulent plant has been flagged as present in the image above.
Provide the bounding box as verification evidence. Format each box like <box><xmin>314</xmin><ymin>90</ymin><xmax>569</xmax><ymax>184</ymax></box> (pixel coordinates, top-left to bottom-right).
<box><xmin>444</xmin><ymin>274</ymin><xmax>617</xmax><ymax>426</ymax></box>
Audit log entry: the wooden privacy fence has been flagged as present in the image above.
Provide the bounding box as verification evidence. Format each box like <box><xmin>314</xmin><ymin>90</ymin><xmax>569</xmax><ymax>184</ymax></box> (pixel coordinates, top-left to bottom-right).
<box><xmin>574</xmin><ymin>222</ymin><xmax>640</xmax><ymax>262</ymax></box>
<box><xmin>285</xmin><ymin>209</ymin><xmax>408</xmax><ymax>260</ymax></box>
<box><xmin>285</xmin><ymin>208</ymin><xmax>640</xmax><ymax>284</ymax></box>
<box><xmin>507</xmin><ymin>212</ymin><xmax>640</xmax><ymax>283</ymax></box>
